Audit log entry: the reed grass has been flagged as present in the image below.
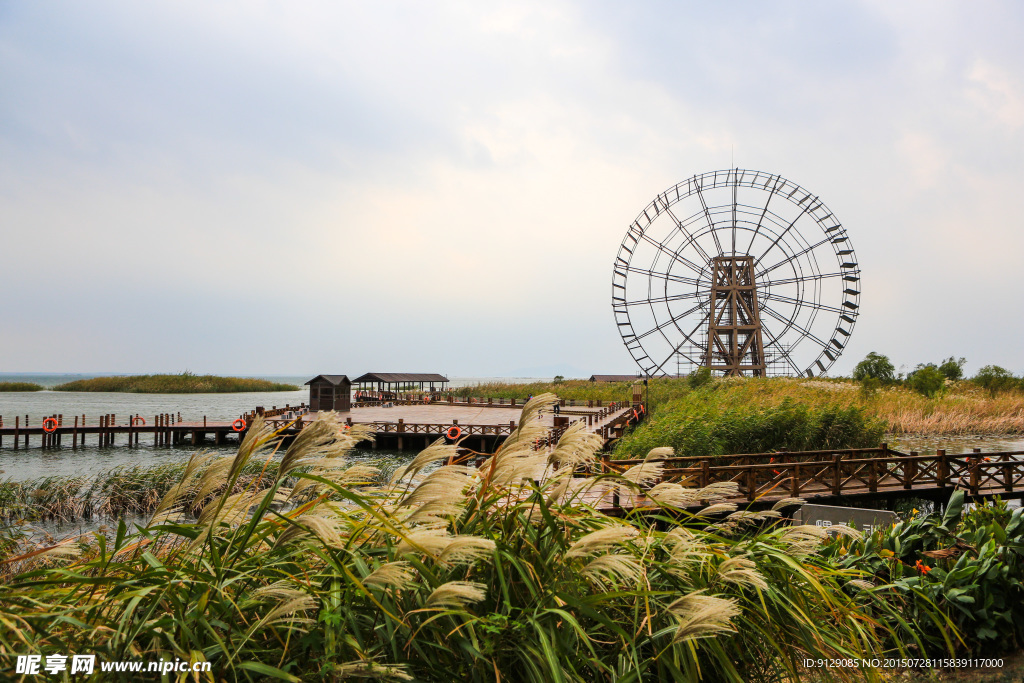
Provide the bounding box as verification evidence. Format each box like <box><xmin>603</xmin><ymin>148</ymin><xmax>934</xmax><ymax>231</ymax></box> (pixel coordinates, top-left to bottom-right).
<box><xmin>0</xmin><ymin>381</ymin><xmax>44</xmax><ymax>392</ymax></box>
<box><xmin>468</xmin><ymin>377</ymin><xmax>1024</xmax><ymax>437</ymax></box>
<box><xmin>0</xmin><ymin>460</ymin><xmax>282</xmax><ymax>523</ymax></box>
<box><xmin>0</xmin><ymin>399</ymin><xmax>948</xmax><ymax>681</ymax></box>
<box><xmin>52</xmin><ymin>372</ymin><xmax>299</xmax><ymax>393</ymax></box>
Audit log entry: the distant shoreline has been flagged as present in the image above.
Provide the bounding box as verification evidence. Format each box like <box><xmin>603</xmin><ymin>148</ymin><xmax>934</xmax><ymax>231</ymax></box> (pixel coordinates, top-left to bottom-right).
<box><xmin>50</xmin><ymin>373</ymin><xmax>299</xmax><ymax>394</ymax></box>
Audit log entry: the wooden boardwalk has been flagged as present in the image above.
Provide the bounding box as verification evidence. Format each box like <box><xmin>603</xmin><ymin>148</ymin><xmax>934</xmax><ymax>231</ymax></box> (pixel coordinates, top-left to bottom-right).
<box><xmin>584</xmin><ymin>446</ymin><xmax>1024</xmax><ymax>513</ymax></box>
<box><xmin>0</xmin><ymin>401</ymin><xmax>637</xmax><ymax>453</ymax></box>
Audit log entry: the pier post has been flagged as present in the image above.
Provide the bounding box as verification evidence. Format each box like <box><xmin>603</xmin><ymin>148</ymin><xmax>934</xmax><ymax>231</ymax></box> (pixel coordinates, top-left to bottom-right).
<box><xmin>13</xmin><ymin>416</ymin><xmax>18</xmax><ymax>450</ymax></box>
<box><xmin>906</xmin><ymin>452</ymin><xmax>917</xmax><ymax>490</ymax></box>
<box><xmin>73</xmin><ymin>415</ymin><xmax>78</xmax><ymax>449</ymax></box>
<box><xmin>154</xmin><ymin>416</ymin><xmax>159</xmax><ymax>447</ymax></box>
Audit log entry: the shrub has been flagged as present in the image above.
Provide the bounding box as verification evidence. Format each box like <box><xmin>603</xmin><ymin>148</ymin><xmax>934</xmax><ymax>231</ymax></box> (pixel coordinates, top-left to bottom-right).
<box><xmin>973</xmin><ymin>365</ymin><xmax>1020</xmax><ymax>398</ymax></box>
<box><xmin>615</xmin><ymin>397</ymin><xmax>885</xmax><ymax>458</ymax></box>
<box><xmin>829</xmin><ymin>492</ymin><xmax>1024</xmax><ymax>655</ymax></box>
<box><xmin>687</xmin><ymin>366</ymin><xmax>713</xmax><ymax>389</ymax></box>
<box><xmin>907</xmin><ymin>364</ymin><xmax>946</xmax><ymax>398</ymax></box>
<box><xmin>852</xmin><ymin>352</ymin><xmax>896</xmax><ymax>384</ymax></box>
<box><xmin>938</xmin><ymin>356</ymin><xmax>966</xmax><ymax>381</ymax></box>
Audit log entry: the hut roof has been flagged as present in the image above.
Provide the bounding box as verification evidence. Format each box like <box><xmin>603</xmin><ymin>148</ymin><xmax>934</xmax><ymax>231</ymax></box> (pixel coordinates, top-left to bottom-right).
<box><xmin>352</xmin><ymin>372</ymin><xmax>449</xmax><ymax>383</ymax></box>
<box><xmin>588</xmin><ymin>374</ymin><xmax>638</xmax><ymax>382</ymax></box>
<box><xmin>304</xmin><ymin>375</ymin><xmax>351</xmax><ymax>386</ymax></box>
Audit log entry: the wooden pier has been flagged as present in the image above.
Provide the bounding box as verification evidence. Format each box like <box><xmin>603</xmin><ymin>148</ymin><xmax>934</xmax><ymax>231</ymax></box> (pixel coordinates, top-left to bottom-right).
<box><xmin>0</xmin><ymin>398</ymin><xmax>638</xmax><ymax>454</ymax></box>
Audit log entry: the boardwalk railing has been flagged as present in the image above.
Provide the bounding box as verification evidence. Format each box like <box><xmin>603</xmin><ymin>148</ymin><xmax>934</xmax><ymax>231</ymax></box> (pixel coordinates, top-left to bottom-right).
<box><xmin>352</xmin><ymin>394</ymin><xmax>625</xmax><ymax>410</ymax></box>
<box><xmin>597</xmin><ymin>447</ymin><xmax>1024</xmax><ymax>503</ymax></box>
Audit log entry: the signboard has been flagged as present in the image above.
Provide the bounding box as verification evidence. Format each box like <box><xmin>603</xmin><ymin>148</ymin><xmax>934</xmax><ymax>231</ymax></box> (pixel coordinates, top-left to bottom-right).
<box><xmin>793</xmin><ymin>504</ymin><xmax>897</xmax><ymax>534</ymax></box>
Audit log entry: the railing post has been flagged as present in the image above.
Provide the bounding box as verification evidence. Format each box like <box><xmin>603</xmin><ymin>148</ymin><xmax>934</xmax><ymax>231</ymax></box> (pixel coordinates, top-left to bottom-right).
<box><xmin>832</xmin><ymin>454</ymin><xmax>842</xmax><ymax>496</ymax></box>
<box><xmin>746</xmin><ymin>468</ymin><xmax>756</xmax><ymax>502</ymax></box>
<box><xmin>791</xmin><ymin>462</ymin><xmax>800</xmax><ymax>496</ymax></box>
<box><xmin>970</xmin><ymin>458</ymin><xmax>980</xmax><ymax>495</ymax></box>
<box><xmin>905</xmin><ymin>452</ymin><xmax>917</xmax><ymax>490</ymax></box>
<box><xmin>869</xmin><ymin>459</ymin><xmax>878</xmax><ymax>493</ymax></box>
<box><xmin>701</xmin><ymin>460</ymin><xmax>710</xmax><ymax>488</ymax></box>
<box><xmin>937</xmin><ymin>449</ymin><xmax>947</xmax><ymax>488</ymax></box>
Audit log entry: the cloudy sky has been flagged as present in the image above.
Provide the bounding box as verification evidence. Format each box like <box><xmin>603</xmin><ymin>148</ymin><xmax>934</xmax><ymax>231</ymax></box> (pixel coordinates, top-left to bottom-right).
<box><xmin>1</xmin><ymin>1</ymin><xmax>1022</xmax><ymax>378</ymax></box>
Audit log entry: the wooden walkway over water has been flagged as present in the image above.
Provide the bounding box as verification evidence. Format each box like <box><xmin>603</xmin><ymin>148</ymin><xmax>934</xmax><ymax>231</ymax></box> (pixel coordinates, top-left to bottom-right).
<box><xmin>0</xmin><ymin>399</ymin><xmax>637</xmax><ymax>453</ymax></box>
<box><xmin>6</xmin><ymin>402</ymin><xmax>1023</xmax><ymax>509</ymax></box>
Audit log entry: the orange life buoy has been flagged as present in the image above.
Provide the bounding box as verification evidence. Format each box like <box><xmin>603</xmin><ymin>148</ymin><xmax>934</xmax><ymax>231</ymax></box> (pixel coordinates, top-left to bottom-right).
<box><xmin>132</xmin><ymin>416</ymin><xmax>146</xmax><ymax>426</ymax></box>
<box><xmin>446</xmin><ymin>425</ymin><xmax>462</xmax><ymax>440</ymax></box>
<box><xmin>232</xmin><ymin>418</ymin><xmax>246</xmax><ymax>432</ymax></box>
<box><xmin>42</xmin><ymin>417</ymin><xmax>58</xmax><ymax>433</ymax></box>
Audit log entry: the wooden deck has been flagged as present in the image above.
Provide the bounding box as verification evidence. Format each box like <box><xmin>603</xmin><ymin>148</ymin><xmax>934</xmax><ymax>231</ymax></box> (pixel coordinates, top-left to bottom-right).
<box><xmin>0</xmin><ymin>401</ymin><xmax>637</xmax><ymax>453</ymax></box>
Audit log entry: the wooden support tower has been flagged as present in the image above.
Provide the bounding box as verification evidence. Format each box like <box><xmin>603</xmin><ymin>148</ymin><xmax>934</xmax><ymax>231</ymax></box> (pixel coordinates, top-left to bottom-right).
<box><xmin>705</xmin><ymin>256</ymin><xmax>766</xmax><ymax>376</ymax></box>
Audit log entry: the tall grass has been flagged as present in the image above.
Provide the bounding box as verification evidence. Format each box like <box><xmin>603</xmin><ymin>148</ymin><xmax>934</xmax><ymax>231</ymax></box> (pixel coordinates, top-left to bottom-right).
<box><xmin>0</xmin><ymin>397</ymin><xmax>945</xmax><ymax>681</ymax></box>
<box><xmin>52</xmin><ymin>372</ymin><xmax>299</xmax><ymax>393</ymax></box>
<box><xmin>615</xmin><ymin>387</ymin><xmax>886</xmax><ymax>458</ymax></box>
<box><xmin>0</xmin><ymin>461</ymin><xmax>281</xmax><ymax>523</ymax></box>
<box><xmin>0</xmin><ymin>381</ymin><xmax>44</xmax><ymax>392</ymax></box>
<box><xmin>467</xmin><ymin>377</ymin><xmax>1024</xmax><ymax>437</ymax></box>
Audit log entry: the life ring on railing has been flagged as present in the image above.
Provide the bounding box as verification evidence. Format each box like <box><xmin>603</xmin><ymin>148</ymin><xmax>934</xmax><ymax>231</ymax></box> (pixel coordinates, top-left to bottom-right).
<box><xmin>446</xmin><ymin>425</ymin><xmax>462</xmax><ymax>440</ymax></box>
<box><xmin>42</xmin><ymin>417</ymin><xmax>58</xmax><ymax>433</ymax></box>
<box><xmin>633</xmin><ymin>409</ymin><xmax>639</xmax><ymax>421</ymax></box>
<box><xmin>232</xmin><ymin>418</ymin><xmax>246</xmax><ymax>432</ymax></box>
<box><xmin>132</xmin><ymin>416</ymin><xmax>146</xmax><ymax>426</ymax></box>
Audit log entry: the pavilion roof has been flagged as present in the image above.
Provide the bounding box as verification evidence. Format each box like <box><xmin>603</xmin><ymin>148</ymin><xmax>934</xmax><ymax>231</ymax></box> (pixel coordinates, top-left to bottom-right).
<box><xmin>352</xmin><ymin>373</ymin><xmax>449</xmax><ymax>383</ymax></box>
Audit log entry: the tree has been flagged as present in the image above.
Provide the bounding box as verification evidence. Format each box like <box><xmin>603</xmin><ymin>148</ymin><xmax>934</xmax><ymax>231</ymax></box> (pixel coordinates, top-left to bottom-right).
<box><xmin>938</xmin><ymin>356</ymin><xmax>966</xmax><ymax>381</ymax></box>
<box><xmin>973</xmin><ymin>365</ymin><xmax>1018</xmax><ymax>397</ymax></box>
<box><xmin>852</xmin><ymin>352</ymin><xmax>895</xmax><ymax>384</ymax></box>
<box><xmin>907</xmin><ymin>364</ymin><xmax>945</xmax><ymax>398</ymax></box>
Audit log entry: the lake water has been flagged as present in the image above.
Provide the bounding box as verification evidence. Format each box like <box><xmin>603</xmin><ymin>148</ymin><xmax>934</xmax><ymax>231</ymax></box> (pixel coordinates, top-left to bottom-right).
<box><xmin>0</xmin><ymin>376</ymin><xmax>548</xmax><ymax>481</ymax></box>
<box><xmin>3</xmin><ymin>374</ymin><xmax>1023</xmax><ymax>483</ymax></box>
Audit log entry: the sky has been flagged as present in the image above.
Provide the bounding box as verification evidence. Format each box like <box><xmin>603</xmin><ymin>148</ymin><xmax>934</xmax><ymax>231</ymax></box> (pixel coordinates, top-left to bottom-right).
<box><xmin>1</xmin><ymin>1</ymin><xmax>1022</xmax><ymax>379</ymax></box>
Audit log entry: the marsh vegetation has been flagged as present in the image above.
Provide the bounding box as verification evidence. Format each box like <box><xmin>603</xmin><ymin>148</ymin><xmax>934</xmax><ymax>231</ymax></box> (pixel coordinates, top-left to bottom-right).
<box><xmin>52</xmin><ymin>372</ymin><xmax>299</xmax><ymax>393</ymax></box>
<box><xmin>0</xmin><ymin>381</ymin><xmax>44</xmax><ymax>392</ymax></box>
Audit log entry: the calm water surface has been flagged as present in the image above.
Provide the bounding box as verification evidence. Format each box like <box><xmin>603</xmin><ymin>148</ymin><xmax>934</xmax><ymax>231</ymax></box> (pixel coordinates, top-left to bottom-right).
<box><xmin>0</xmin><ymin>376</ymin><xmax>547</xmax><ymax>481</ymax></box>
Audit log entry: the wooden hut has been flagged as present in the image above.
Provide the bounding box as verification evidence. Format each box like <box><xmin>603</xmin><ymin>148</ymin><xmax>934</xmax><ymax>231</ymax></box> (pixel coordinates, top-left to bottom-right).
<box><xmin>305</xmin><ymin>375</ymin><xmax>352</xmax><ymax>412</ymax></box>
